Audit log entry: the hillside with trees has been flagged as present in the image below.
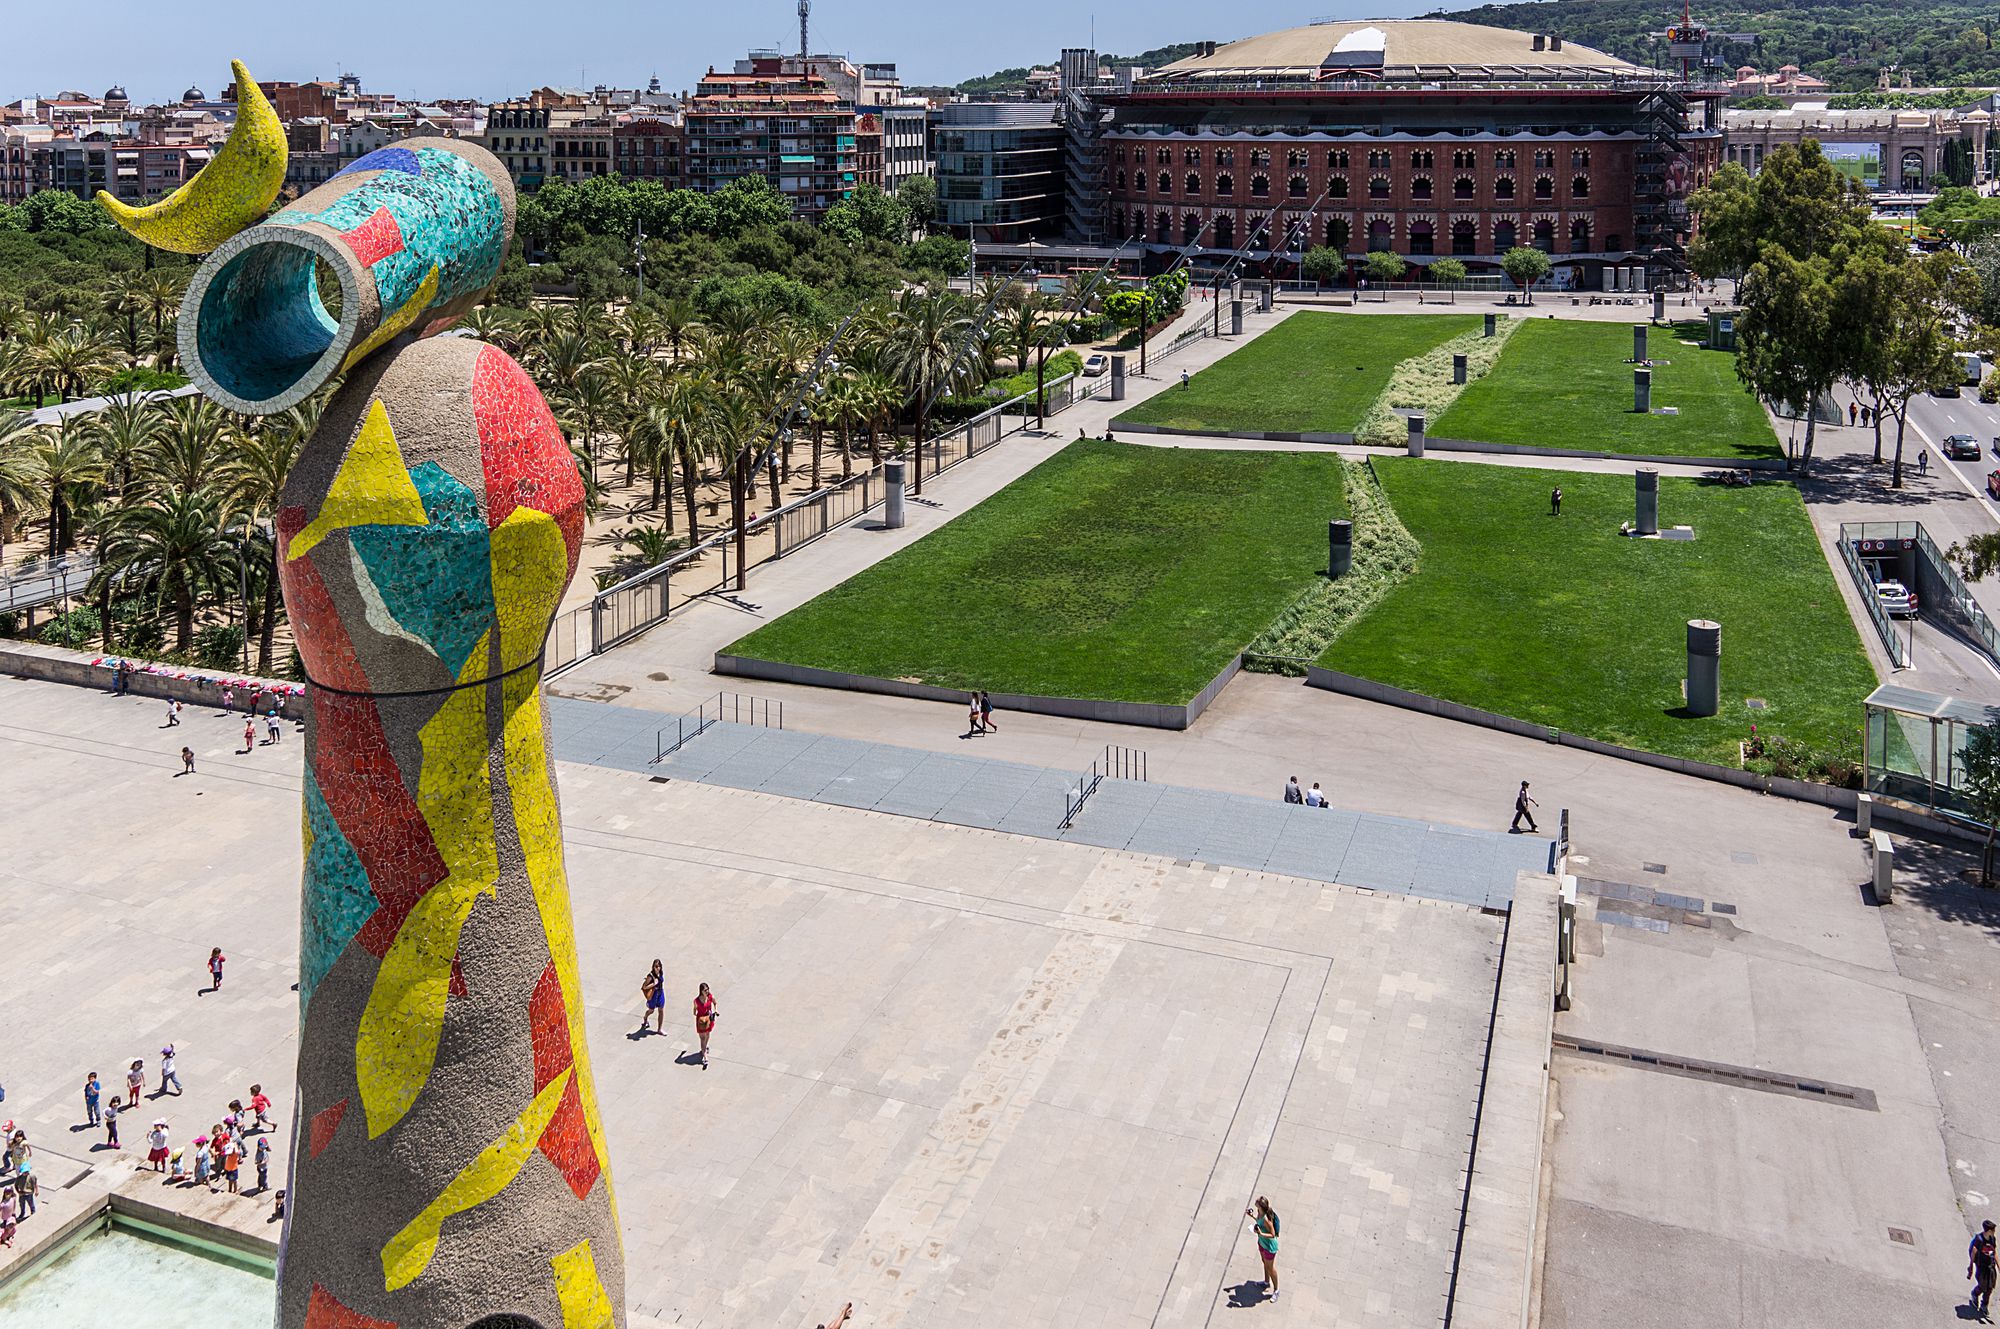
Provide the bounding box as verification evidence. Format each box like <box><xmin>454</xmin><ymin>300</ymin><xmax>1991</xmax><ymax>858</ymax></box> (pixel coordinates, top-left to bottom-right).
<box><xmin>953</xmin><ymin>43</ymin><xmax>1204</xmax><ymax>96</ymax></box>
<box><xmin>1432</xmin><ymin>0</ymin><xmax>1999</xmax><ymax>94</ymax></box>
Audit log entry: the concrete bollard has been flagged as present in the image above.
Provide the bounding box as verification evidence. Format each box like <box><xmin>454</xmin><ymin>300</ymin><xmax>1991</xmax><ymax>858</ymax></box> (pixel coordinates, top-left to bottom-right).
<box><xmin>1685</xmin><ymin>618</ymin><xmax>1719</xmax><ymax>717</ymax></box>
<box><xmin>1230</xmin><ymin>299</ymin><xmax>1243</xmax><ymax>336</ymax></box>
<box><xmin>1329</xmin><ymin>519</ymin><xmax>1353</xmax><ymax>578</ymax></box>
<box><xmin>1484</xmin><ymin>313</ymin><xmax>1497</xmax><ymax>337</ymax></box>
<box><xmin>1406</xmin><ymin>412</ymin><xmax>1426</xmax><ymax>458</ymax></box>
<box><xmin>1634</xmin><ymin>366</ymin><xmax>1652</xmax><ymax>413</ymax></box>
<box><xmin>1856</xmin><ymin>791</ymin><xmax>1874</xmax><ymax>837</ymax></box>
<box><xmin>1636</xmin><ymin>468</ymin><xmax>1659</xmax><ymax>536</ymax></box>
<box><xmin>1652</xmin><ymin>288</ymin><xmax>1666</xmax><ymax>323</ymax></box>
<box><xmin>1633</xmin><ymin>322</ymin><xmax>1648</xmax><ymax>363</ymax></box>
<box><xmin>1870</xmin><ymin>830</ymin><xmax>1894</xmax><ymax>903</ymax></box>
<box><xmin>1258</xmin><ymin>282</ymin><xmax>1273</xmax><ymax>313</ymax></box>
<box><xmin>1109</xmin><ymin>354</ymin><xmax>1126</xmax><ymax>401</ymax></box>
<box><xmin>1453</xmin><ymin>353</ymin><xmax>1468</xmax><ymax>385</ymax></box>
<box><xmin>884</xmin><ymin>459</ymin><xmax>907</xmax><ymax>529</ymax></box>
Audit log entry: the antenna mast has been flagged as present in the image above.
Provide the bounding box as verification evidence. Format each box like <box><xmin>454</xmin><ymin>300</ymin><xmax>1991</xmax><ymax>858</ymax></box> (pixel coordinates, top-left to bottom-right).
<box><xmin>799</xmin><ymin>0</ymin><xmax>810</xmax><ymax>59</ymax></box>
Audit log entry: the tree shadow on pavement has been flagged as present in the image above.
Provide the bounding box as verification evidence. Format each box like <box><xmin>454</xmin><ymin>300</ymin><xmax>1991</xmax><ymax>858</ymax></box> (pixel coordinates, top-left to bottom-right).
<box><xmin>1890</xmin><ymin>835</ymin><xmax>2000</xmax><ymax>945</ymax></box>
<box><xmin>1796</xmin><ymin>449</ymin><xmax>1953</xmax><ymax>510</ymax></box>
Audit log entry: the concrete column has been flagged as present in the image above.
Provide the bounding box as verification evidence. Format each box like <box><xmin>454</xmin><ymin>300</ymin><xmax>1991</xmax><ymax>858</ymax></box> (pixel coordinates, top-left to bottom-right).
<box><xmin>1109</xmin><ymin>354</ymin><xmax>1126</xmax><ymax>401</ymax></box>
<box><xmin>884</xmin><ymin>458</ymin><xmax>907</xmax><ymax>529</ymax></box>
<box><xmin>1635</xmin><ymin>468</ymin><xmax>1659</xmax><ymax>536</ymax></box>
<box><xmin>1685</xmin><ymin>618</ymin><xmax>1719</xmax><ymax>717</ymax></box>
<box><xmin>1633</xmin><ymin>322</ymin><xmax>1648</xmax><ymax>363</ymax></box>
<box><xmin>1652</xmin><ymin>288</ymin><xmax>1666</xmax><ymax>322</ymax></box>
<box><xmin>1230</xmin><ymin>299</ymin><xmax>1243</xmax><ymax>335</ymax></box>
<box><xmin>1634</xmin><ymin>366</ymin><xmax>1652</xmax><ymax>414</ymax></box>
<box><xmin>1453</xmin><ymin>353</ymin><xmax>1468</xmax><ymax>385</ymax></box>
<box><xmin>1329</xmin><ymin>519</ymin><xmax>1353</xmax><ymax>578</ymax></box>
<box><xmin>1871</xmin><ymin>831</ymin><xmax>1895</xmax><ymax>903</ymax></box>
<box><xmin>1258</xmin><ymin>282</ymin><xmax>1273</xmax><ymax>312</ymax></box>
<box><xmin>1484</xmin><ymin>313</ymin><xmax>1497</xmax><ymax>337</ymax></box>
<box><xmin>1856</xmin><ymin>791</ymin><xmax>1874</xmax><ymax>837</ymax></box>
<box><xmin>1406</xmin><ymin>412</ymin><xmax>1426</xmax><ymax>458</ymax></box>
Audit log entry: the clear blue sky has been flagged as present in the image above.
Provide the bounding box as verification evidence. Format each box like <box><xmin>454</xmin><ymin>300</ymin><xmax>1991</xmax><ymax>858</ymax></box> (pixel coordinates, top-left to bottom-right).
<box><xmin>5</xmin><ymin>0</ymin><xmax>1437</xmax><ymax>105</ymax></box>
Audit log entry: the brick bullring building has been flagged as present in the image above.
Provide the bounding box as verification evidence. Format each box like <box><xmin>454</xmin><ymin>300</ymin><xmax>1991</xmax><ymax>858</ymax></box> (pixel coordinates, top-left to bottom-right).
<box><xmin>1093</xmin><ymin>19</ymin><xmax>1723</xmax><ymax>288</ymax></box>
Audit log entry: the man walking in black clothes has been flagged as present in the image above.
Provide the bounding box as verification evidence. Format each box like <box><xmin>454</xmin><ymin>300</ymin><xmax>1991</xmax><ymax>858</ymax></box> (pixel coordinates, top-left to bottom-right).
<box><xmin>1510</xmin><ymin>780</ymin><xmax>1539</xmax><ymax>833</ymax></box>
<box><xmin>1550</xmin><ymin>487</ymin><xmax>1562</xmax><ymax>516</ymax></box>
<box><xmin>1971</xmin><ymin>1219</ymin><xmax>1997</xmax><ymax>1321</ymax></box>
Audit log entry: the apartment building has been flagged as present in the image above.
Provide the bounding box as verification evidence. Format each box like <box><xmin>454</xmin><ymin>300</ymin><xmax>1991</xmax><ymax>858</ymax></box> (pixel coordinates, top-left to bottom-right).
<box><xmin>684</xmin><ymin>59</ymin><xmax>859</xmax><ymax>219</ymax></box>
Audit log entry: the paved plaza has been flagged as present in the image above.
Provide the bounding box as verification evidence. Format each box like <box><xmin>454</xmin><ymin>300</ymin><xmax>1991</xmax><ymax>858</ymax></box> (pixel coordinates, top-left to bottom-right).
<box><xmin>0</xmin><ymin>675</ymin><xmax>1536</xmax><ymax>1328</ymax></box>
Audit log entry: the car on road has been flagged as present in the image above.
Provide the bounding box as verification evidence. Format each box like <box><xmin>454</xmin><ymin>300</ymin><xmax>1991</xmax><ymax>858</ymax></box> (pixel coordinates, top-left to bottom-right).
<box><xmin>1946</xmin><ymin>433</ymin><xmax>1981</xmax><ymax>460</ymax></box>
<box><xmin>1082</xmin><ymin>353</ymin><xmax>1109</xmax><ymax>377</ymax></box>
<box><xmin>1875</xmin><ymin>580</ymin><xmax>1918</xmax><ymax>619</ymax></box>
<box><xmin>1988</xmin><ymin>469</ymin><xmax>2000</xmax><ymax>500</ymax></box>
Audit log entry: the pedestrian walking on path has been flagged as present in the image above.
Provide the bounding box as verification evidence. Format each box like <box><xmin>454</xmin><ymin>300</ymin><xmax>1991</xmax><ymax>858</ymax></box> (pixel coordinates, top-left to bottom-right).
<box><xmin>82</xmin><ymin>1072</ymin><xmax>100</xmax><ymax>1126</ymax></box>
<box><xmin>254</xmin><ymin>1135</ymin><xmax>271</xmax><ymax>1193</ymax></box>
<box><xmin>159</xmin><ymin>1044</ymin><xmax>181</xmax><ymax>1096</ymax></box>
<box><xmin>14</xmin><ymin>1167</ymin><xmax>35</xmax><ymax>1220</ymax></box>
<box><xmin>1</xmin><ymin>1187</ymin><xmax>15</xmax><ymax>1248</ymax></box>
<box><xmin>208</xmin><ymin>947</ymin><xmax>226</xmax><ymax>992</ymax></box>
<box><xmin>165</xmin><ymin>699</ymin><xmax>179</xmax><ymax>727</ymax></box>
<box><xmin>814</xmin><ymin>1303</ymin><xmax>853</xmax><ymax>1329</ymax></box>
<box><xmin>979</xmin><ymin>691</ymin><xmax>996</xmax><ymax>733</ymax></box>
<box><xmin>103</xmin><ymin>1097</ymin><xmax>121</xmax><ymax>1149</ymax></box>
<box><xmin>1848</xmin><ymin>401</ymin><xmax>1859</xmax><ymax>427</ymax></box>
<box><xmin>1248</xmin><ymin>1197</ymin><xmax>1281</xmax><ymax>1302</ymax></box>
<box><xmin>1920</xmin><ymin>449</ymin><xmax>1929</xmax><ymax>477</ymax></box>
<box><xmin>126</xmin><ymin>1058</ymin><xmax>145</xmax><ymax>1103</ymax></box>
<box><xmin>1510</xmin><ymin>780</ymin><xmax>1539</xmax><ymax>834</ymax></box>
<box><xmin>1284</xmin><ymin>776</ymin><xmax>1302</xmax><ymax>804</ymax></box>
<box><xmin>640</xmin><ymin>959</ymin><xmax>666</xmax><ymax>1035</ymax></box>
<box><xmin>242</xmin><ymin>718</ymin><xmax>255</xmax><ymax>753</ymax></box>
<box><xmin>178</xmin><ymin>746</ymin><xmax>195</xmax><ymax>776</ymax></box>
<box><xmin>1971</xmin><ymin>1220</ymin><xmax>1997</xmax><ymax>1321</ymax></box>
<box><xmin>267</xmin><ymin>710</ymin><xmax>282</xmax><ymax>744</ymax></box>
<box><xmin>222</xmin><ymin>687</ymin><xmax>235</xmax><ymax>713</ymax></box>
<box><xmin>693</xmin><ymin>982</ymin><xmax>719</xmax><ymax>1070</ymax></box>
<box><xmin>964</xmin><ymin>695</ymin><xmax>983</xmax><ymax>738</ymax></box>
<box><xmin>249</xmin><ymin>1084</ymin><xmax>272</xmax><ymax>1132</ymax></box>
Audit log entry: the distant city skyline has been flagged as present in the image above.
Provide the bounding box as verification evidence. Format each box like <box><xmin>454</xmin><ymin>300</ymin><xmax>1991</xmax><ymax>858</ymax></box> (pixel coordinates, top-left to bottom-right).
<box><xmin>4</xmin><ymin>0</ymin><xmax>1434</xmax><ymax>105</ymax></box>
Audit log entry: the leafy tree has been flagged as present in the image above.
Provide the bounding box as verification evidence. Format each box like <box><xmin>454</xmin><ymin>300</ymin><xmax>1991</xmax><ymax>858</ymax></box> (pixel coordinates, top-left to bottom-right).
<box><xmin>820</xmin><ymin>185</ymin><xmax>910</xmax><ymax>245</ymax></box>
<box><xmin>19</xmin><ymin>190</ymin><xmax>110</xmax><ymax>236</ymax></box>
<box><xmin>1296</xmin><ymin>245</ymin><xmax>1344</xmax><ymax>286</ymax></box>
<box><xmin>1500</xmin><ymin>246</ymin><xmax>1551</xmax><ymax>302</ymax></box>
<box><xmin>1956</xmin><ymin>723</ymin><xmax>2000</xmax><ymax>885</ymax></box>
<box><xmin>1363</xmin><ymin>250</ymin><xmax>1405</xmax><ymax>288</ymax></box>
<box><xmin>97</xmin><ymin>487</ymin><xmax>236</xmax><ymax>652</ymax></box>
<box><xmin>1850</xmin><ymin>249</ymin><xmax>1979</xmax><ymax>486</ymax></box>
<box><xmin>895</xmin><ymin>175</ymin><xmax>937</xmax><ymax>235</ymax></box>
<box><xmin>690</xmin><ymin>271</ymin><xmax>825</xmax><ymax>325</ymax></box>
<box><xmin>1429</xmin><ymin>258</ymin><xmax>1469</xmax><ymax>286</ymax></box>
<box><xmin>710</xmin><ymin>177</ymin><xmax>794</xmax><ymax>236</ymax></box>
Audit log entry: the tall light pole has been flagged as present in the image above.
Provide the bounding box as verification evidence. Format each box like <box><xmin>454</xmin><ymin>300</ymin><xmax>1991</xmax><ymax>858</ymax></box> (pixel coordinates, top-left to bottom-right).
<box><xmin>633</xmin><ymin>215</ymin><xmax>646</xmax><ymax>307</ymax></box>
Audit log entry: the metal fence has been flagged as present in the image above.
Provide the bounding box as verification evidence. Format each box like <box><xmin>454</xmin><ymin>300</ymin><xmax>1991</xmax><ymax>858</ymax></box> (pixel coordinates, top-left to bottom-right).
<box><xmin>654</xmin><ymin>690</ymin><xmax>784</xmax><ymax>762</ymax></box>
<box><xmin>1835</xmin><ymin>522</ymin><xmax>1913</xmax><ymax>669</ymax></box>
<box><xmin>547</xmin><ymin>384</ymin><xmax>1058</xmax><ymax>674</ymax></box>
<box><xmin>0</xmin><ymin>555</ymin><xmax>97</xmax><ymax>614</ymax></box>
<box><xmin>1914</xmin><ymin>523</ymin><xmax>2000</xmax><ymax>667</ymax></box>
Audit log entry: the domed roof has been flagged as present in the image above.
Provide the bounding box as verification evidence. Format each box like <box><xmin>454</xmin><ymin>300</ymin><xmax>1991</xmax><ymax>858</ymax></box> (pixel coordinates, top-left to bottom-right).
<box><xmin>104</xmin><ymin>85</ymin><xmax>128</xmax><ymax>101</ymax></box>
<box><xmin>1153</xmin><ymin>18</ymin><xmax>1645</xmax><ymax>80</ymax></box>
<box><xmin>182</xmin><ymin>85</ymin><xmax>205</xmax><ymax>103</ymax></box>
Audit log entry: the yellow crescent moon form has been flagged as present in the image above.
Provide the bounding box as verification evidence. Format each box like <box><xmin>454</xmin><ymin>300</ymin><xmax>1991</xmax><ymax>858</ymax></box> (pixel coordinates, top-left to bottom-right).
<box><xmin>96</xmin><ymin>59</ymin><xmax>287</xmax><ymax>255</ymax></box>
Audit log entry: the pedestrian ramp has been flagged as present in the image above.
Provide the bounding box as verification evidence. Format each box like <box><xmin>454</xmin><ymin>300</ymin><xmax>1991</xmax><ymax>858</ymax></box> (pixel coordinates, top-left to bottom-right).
<box><xmin>546</xmin><ymin>699</ymin><xmax>1551</xmax><ymax>911</ymax></box>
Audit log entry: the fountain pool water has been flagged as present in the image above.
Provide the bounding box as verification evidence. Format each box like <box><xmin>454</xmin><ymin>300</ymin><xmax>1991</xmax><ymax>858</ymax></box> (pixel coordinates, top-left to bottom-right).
<box><xmin>0</xmin><ymin>1224</ymin><xmax>272</xmax><ymax>1327</ymax></box>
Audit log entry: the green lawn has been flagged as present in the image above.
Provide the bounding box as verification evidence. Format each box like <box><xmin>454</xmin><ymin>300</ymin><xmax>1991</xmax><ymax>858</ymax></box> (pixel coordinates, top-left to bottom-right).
<box><xmin>1115</xmin><ymin>312</ymin><xmax>1477</xmax><ymax>435</ymax></box>
<box><xmin>1318</xmin><ymin>460</ymin><xmax>1875</xmax><ymax>765</ymax></box>
<box><xmin>1431</xmin><ymin>319</ymin><xmax>1782</xmax><ymax>460</ymax></box>
<box><xmin>726</xmin><ymin>440</ymin><xmax>1346</xmax><ymax>704</ymax></box>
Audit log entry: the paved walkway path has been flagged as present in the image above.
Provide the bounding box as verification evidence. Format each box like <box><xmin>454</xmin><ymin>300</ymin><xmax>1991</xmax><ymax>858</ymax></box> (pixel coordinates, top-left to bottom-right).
<box><xmin>549</xmin><ymin>701</ymin><xmax>1553</xmax><ymax>911</ymax></box>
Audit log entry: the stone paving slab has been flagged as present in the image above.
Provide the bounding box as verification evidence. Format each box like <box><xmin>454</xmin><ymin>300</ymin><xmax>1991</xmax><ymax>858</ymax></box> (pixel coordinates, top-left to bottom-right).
<box><xmin>592</xmin><ymin>708</ymin><xmax>1555</xmax><ymax>908</ymax></box>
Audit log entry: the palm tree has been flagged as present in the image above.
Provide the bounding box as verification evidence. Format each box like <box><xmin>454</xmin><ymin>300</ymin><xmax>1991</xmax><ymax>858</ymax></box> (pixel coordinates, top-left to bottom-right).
<box><xmin>516</xmin><ymin>304</ymin><xmax>572</xmax><ymax>356</ymax></box>
<box><xmin>456</xmin><ymin>305</ymin><xmax>519</xmax><ymax>350</ymax></box>
<box><xmin>97</xmin><ymin>488</ymin><xmax>237</xmax><ymax>653</ymax></box>
<box><xmin>0</xmin><ymin>410</ymin><xmax>43</xmax><ymax>565</ymax></box>
<box><xmin>0</xmin><ymin>292</ymin><xmax>25</xmax><ymax>343</ymax></box>
<box><xmin>1002</xmin><ymin>293</ymin><xmax>1049</xmax><ymax>374</ymax></box>
<box><xmin>819</xmin><ymin>378</ymin><xmax>866</xmax><ymax>482</ymax></box>
<box><xmin>556</xmin><ymin>366</ymin><xmax>620</xmax><ymax>489</ymax></box>
<box><xmin>100</xmin><ymin>272</ymin><xmax>147</xmax><ymax>366</ymax></box>
<box><xmin>534</xmin><ymin>328</ymin><xmax>603</xmax><ymax>405</ymax></box>
<box><xmin>228</xmin><ymin>404</ymin><xmax>314</xmax><ymax>672</ymax></box>
<box><xmin>643</xmin><ymin>376</ymin><xmax>717</xmax><ymax>538</ymax></box>
<box><xmin>139</xmin><ymin>395</ymin><xmax>235</xmax><ymax>497</ymax></box>
<box><xmin>131</xmin><ymin>269</ymin><xmax>187</xmax><ymax>352</ymax></box>
<box><xmin>89</xmin><ymin>392</ymin><xmax>164</xmax><ymax>498</ymax></box>
<box><xmin>858</xmin><ymin>372</ymin><xmax>903</xmax><ymax>466</ymax></box>
<box><xmin>875</xmin><ymin>289</ymin><xmax>974</xmax><ymax>489</ymax></box>
<box><xmin>655</xmin><ymin>299</ymin><xmax>705</xmax><ymax>364</ymax></box>
<box><xmin>34</xmin><ymin>324</ymin><xmax>121</xmax><ymax>402</ymax></box>
<box><xmin>599</xmin><ymin>353</ymin><xmax>658</xmax><ymax>485</ymax></box>
<box><xmin>31</xmin><ymin>419</ymin><xmax>105</xmax><ymax>556</ymax></box>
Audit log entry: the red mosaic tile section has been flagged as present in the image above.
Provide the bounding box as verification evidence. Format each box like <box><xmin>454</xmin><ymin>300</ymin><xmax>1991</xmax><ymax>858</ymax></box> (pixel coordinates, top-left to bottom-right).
<box><xmin>310</xmin><ymin>688</ymin><xmax>448</xmax><ymax>958</ymax></box>
<box><xmin>304</xmin><ymin>1283</ymin><xmax>397</xmax><ymax>1329</ymax></box>
<box><xmin>276</xmin><ymin>506</ymin><xmax>369</xmax><ymax>693</ymax></box>
<box><xmin>529</xmin><ymin>961</ymin><xmax>599</xmax><ymax>1199</ymax></box>
<box><xmin>308</xmin><ymin>1097</ymin><xmax>350</xmax><ymax>1161</ymax></box>
<box><xmin>448</xmin><ymin>954</ymin><xmax>468</xmax><ymax>998</ymax></box>
<box><xmin>471</xmin><ymin>345</ymin><xmax>585</xmax><ymax>574</ymax></box>
<box><xmin>342</xmin><ymin>206</ymin><xmax>406</xmax><ymax>268</ymax></box>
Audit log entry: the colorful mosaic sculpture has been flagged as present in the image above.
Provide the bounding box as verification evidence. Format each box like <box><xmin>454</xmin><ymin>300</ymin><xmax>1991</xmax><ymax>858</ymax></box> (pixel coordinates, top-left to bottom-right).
<box><xmin>116</xmin><ymin>126</ymin><xmax>624</xmax><ymax>1329</ymax></box>
<box><xmin>97</xmin><ymin>60</ymin><xmax>287</xmax><ymax>254</ymax></box>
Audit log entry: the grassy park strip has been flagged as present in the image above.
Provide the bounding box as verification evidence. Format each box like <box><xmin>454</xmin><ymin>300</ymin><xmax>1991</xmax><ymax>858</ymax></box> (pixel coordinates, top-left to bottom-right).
<box><xmin>1430</xmin><ymin>318</ymin><xmax>1783</xmax><ymax>460</ymax></box>
<box><xmin>1114</xmin><ymin>311</ymin><xmax>1478</xmax><ymax>436</ymax></box>
<box><xmin>1317</xmin><ymin>460</ymin><xmax>1876</xmax><ymax>766</ymax></box>
<box><xmin>725</xmin><ymin>440</ymin><xmax>1346</xmax><ymax>705</ymax></box>
<box><xmin>1246</xmin><ymin>457</ymin><xmax>1418</xmax><ymax>670</ymax></box>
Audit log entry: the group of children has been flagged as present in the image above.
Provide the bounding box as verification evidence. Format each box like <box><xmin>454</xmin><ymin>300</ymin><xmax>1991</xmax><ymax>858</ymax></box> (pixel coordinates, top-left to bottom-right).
<box><xmin>0</xmin><ymin>1127</ymin><xmax>39</xmax><ymax>1246</ymax></box>
<box><xmin>83</xmin><ymin>1049</ymin><xmax>275</xmax><ymax>1196</ymax></box>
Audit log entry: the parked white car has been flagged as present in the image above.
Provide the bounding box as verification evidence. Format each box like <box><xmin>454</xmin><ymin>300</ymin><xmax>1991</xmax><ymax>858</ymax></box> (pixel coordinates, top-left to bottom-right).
<box><xmin>1082</xmin><ymin>353</ymin><xmax>1109</xmax><ymax>377</ymax></box>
